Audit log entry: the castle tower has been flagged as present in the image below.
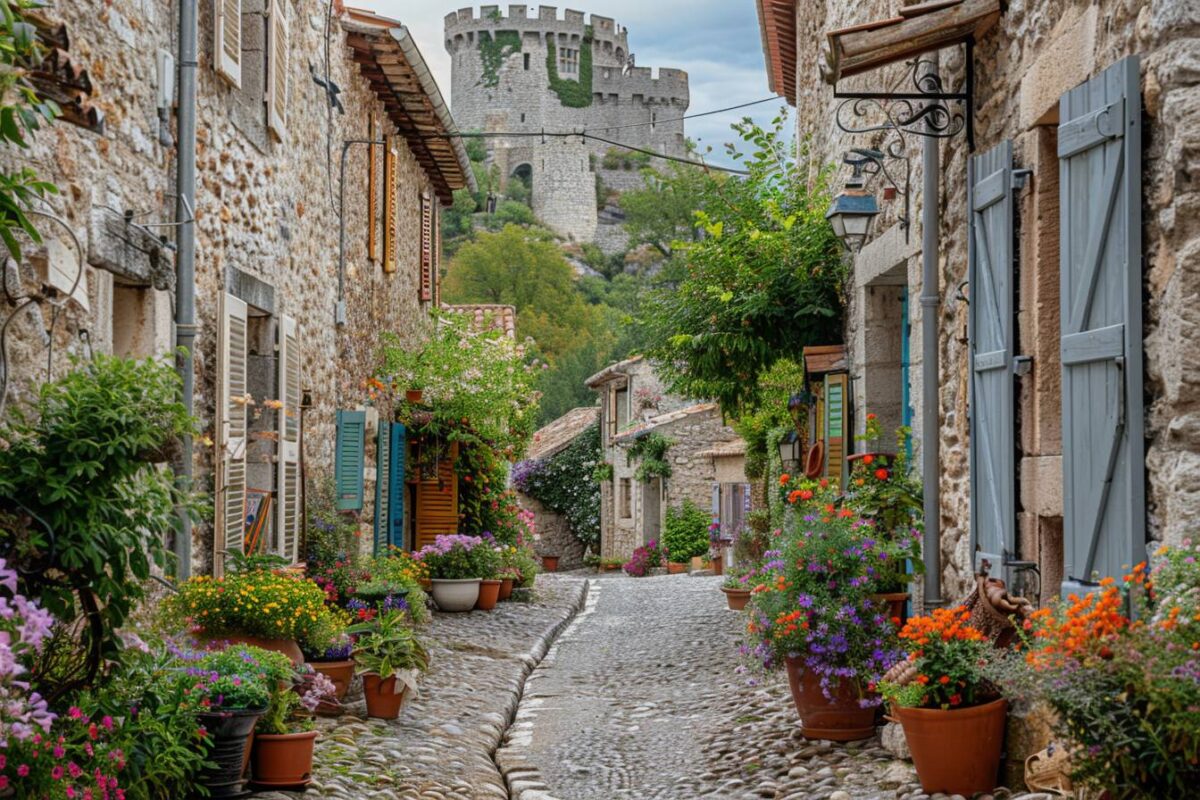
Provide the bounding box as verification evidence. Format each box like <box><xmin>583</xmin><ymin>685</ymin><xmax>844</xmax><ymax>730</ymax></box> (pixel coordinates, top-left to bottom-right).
<box><xmin>444</xmin><ymin>6</ymin><xmax>690</xmax><ymax>246</ymax></box>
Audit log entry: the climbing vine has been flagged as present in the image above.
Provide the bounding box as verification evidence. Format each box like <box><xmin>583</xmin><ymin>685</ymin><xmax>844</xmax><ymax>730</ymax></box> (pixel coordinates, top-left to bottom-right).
<box><xmin>545</xmin><ymin>32</ymin><xmax>593</xmax><ymax>108</ymax></box>
<box><xmin>511</xmin><ymin>424</ymin><xmax>602</xmax><ymax>548</ymax></box>
<box><xmin>478</xmin><ymin>30</ymin><xmax>521</xmax><ymax>88</ymax></box>
<box><xmin>626</xmin><ymin>432</ymin><xmax>674</xmax><ymax>482</ymax></box>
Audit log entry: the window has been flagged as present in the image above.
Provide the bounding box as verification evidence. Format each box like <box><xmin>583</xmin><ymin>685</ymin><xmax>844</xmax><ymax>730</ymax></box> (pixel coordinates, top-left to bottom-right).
<box><xmin>619</xmin><ymin>478</ymin><xmax>632</xmax><ymax>518</ymax></box>
<box><xmin>523</xmin><ymin>52</ymin><xmax>530</xmax><ymax>70</ymax></box>
<box><xmin>719</xmin><ymin>483</ymin><xmax>751</xmax><ymax>538</ymax></box>
<box><xmin>520</xmin><ymin>112</ymin><xmax>525</xmax><ymax>123</ymax></box>
<box><xmin>214</xmin><ymin>0</ymin><xmax>242</xmax><ymax>87</ymax></box>
<box><xmin>615</xmin><ymin>387</ymin><xmax>629</xmax><ymax>430</ymax></box>
<box><xmin>558</xmin><ymin>47</ymin><xmax>578</xmax><ymax>75</ymax></box>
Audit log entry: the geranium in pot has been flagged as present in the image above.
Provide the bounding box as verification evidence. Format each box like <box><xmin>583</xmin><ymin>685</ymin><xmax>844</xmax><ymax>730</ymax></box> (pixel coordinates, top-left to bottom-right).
<box><xmin>475</xmin><ymin>545</ymin><xmax>503</xmax><ymax>611</ymax></box>
<box><xmin>880</xmin><ymin>607</ymin><xmax>1005</xmax><ymax>796</ymax></box>
<box><xmin>720</xmin><ymin>567</ymin><xmax>753</xmax><ymax>610</ymax></box>
<box><xmin>416</xmin><ymin>534</ymin><xmax>487</xmax><ymax>612</ymax></box>
<box><xmin>744</xmin><ymin>511</ymin><xmax>904</xmax><ymax>741</ymax></box>
<box><xmin>251</xmin><ymin>663</ymin><xmax>336</xmax><ymax>788</ymax></box>
<box><xmin>349</xmin><ymin>610</ymin><xmax>430</xmax><ymax>720</ymax></box>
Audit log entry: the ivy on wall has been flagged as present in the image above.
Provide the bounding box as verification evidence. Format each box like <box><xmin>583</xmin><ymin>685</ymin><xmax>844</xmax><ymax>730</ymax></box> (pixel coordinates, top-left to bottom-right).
<box><xmin>478</xmin><ymin>30</ymin><xmax>521</xmax><ymax>88</ymax></box>
<box><xmin>511</xmin><ymin>424</ymin><xmax>602</xmax><ymax>547</ymax></box>
<box><xmin>545</xmin><ymin>33</ymin><xmax>593</xmax><ymax>108</ymax></box>
<box><xmin>626</xmin><ymin>431</ymin><xmax>674</xmax><ymax>482</ymax></box>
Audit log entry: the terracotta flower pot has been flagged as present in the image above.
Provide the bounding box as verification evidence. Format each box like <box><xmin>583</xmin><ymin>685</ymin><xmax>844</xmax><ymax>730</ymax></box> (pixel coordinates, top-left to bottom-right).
<box><xmin>721</xmin><ymin>586</ymin><xmax>751</xmax><ymax>611</ymax></box>
<box><xmin>541</xmin><ymin>555</ymin><xmax>559</xmax><ymax>572</ymax></box>
<box><xmin>203</xmin><ymin>634</ymin><xmax>304</xmax><ymax>666</ymax></box>
<box><xmin>252</xmin><ymin>730</ymin><xmax>319</xmax><ymax>789</ymax></box>
<box><xmin>194</xmin><ymin>709</ymin><xmax>262</xmax><ymax>798</ymax></box>
<box><xmin>667</xmin><ymin>562</ymin><xmax>687</xmax><ymax>574</ymax></box>
<box><xmin>429</xmin><ymin>578</ymin><xmax>481</xmax><ymax>612</ymax></box>
<box><xmin>476</xmin><ymin>579</ymin><xmax>502</xmax><ymax>611</ymax></box>
<box><xmin>711</xmin><ymin>558</ymin><xmax>724</xmax><ymax>576</ymax></box>
<box><xmin>405</xmin><ymin>389</ymin><xmax>424</xmax><ymax>404</ymax></box>
<box><xmin>871</xmin><ymin>592</ymin><xmax>911</xmax><ymax>626</ymax></box>
<box><xmin>690</xmin><ymin>556</ymin><xmax>707</xmax><ymax>572</ymax></box>
<box><xmin>784</xmin><ymin>655</ymin><xmax>877</xmax><ymax>741</ymax></box>
<box><xmin>308</xmin><ymin>659</ymin><xmax>355</xmax><ymax>700</ymax></box>
<box><xmin>362</xmin><ymin>673</ymin><xmax>410</xmax><ymax>719</ymax></box>
<box><xmin>895</xmin><ymin>698</ymin><xmax>1008</xmax><ymax>795</ymax></box>
<box><xmin>498</xmin><ymin>578</ymin><xmax>514</xmax><ymax>601</ymax></box>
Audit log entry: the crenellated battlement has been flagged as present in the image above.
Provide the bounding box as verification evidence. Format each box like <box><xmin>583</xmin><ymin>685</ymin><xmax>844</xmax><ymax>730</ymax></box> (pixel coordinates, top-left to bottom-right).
<box><xmin>445</xmin><ymin>6</ymin><xmax>628</xmax><ymax>47</ymax></box>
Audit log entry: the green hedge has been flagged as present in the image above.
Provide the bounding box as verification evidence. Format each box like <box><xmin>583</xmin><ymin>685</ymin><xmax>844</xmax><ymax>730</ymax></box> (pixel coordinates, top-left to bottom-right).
<box><xmin>662</xmin><ymin>500</ymin><xmax>712</xmax><ymax>563</ymax></box>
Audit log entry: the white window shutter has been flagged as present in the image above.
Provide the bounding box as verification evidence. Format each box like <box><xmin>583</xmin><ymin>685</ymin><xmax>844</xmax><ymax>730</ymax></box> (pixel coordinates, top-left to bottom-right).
<box><xmin>276</xmin><ymin>315</ymin><xmax>302</xmax><ymax>563</ymax></box>
<box><xmin>214</xmin><ymin>0</ymin><xmax>242</xmax><ymax>88</ymax></box>
<box><xmin>266</xmin><ymin>0</ymin><xmax>289</xmax><ymax>140</ymax></box>
<box><xmin>215</xmin><ymin>292</ymin><xmax>249</xmax><ymax>576</ymax></box>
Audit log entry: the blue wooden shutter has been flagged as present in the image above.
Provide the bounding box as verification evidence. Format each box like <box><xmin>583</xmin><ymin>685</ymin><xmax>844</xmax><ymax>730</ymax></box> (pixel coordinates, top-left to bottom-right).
<box><xmin>968</xmin><ymin>139</ymin><xmax>1016</xmax><ymax>577</ymax></box>
<box><xmin>373</xmin><ymin>420</ymin><xmax>391</xmax><ymax>554</ymax></box>
<box><xmin>1059</xmin><ymin>56</ymin><xmax>1145</xmax><ymax>592</ymax></box>
<box><xmin>389</xmin><ymin>423</ymin><xmax>406</xmax><ymax>549</ymax></box>
<box><xmin>335</xmin><ymin>410</ymin><xmax>365</xmax><ymax>511</ymax></box>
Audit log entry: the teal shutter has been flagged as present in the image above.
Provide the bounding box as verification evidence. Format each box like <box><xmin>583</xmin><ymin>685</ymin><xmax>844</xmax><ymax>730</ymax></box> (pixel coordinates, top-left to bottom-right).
<box><xmin>1059</xmin><ymin>56</ymin><xmax>1145</xmax><ymax>593</ymax></box>
<box><xmin>335</xmin><ymin>410</ymin><xmax>366</xmax><ymax>511</ymax></box>
<box><xmin>373</xmin><ymin>421</ymin><xmax>391</xmax><ymax>554</ymax></box>
<box><xmin>968</xmin><ymin>139</ymin><xmax>1017</xmax><ymax>578</ymax></box>
<box><xmin>389</xmin><ymin>423</ymin><xmax>406</xmax><ymax>549</ymax></box>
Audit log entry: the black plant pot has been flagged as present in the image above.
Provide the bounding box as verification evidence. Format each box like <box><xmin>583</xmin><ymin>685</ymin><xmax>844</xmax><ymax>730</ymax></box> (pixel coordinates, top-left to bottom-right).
<box><xmin>193</xmin><ymin>708</ymin><xmax>263</xmax><ymax>799</ymax></box>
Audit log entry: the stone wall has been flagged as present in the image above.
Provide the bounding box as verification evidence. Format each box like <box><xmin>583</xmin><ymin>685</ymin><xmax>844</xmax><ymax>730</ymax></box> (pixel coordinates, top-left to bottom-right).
<box><xmin>0</xmin><ymin>0</ymin><xmax>445</xmax><ymax>573</ymax></box>
<box><xmin>790</xmin><ymin>0</ymin><xmax>1200</xmax><ymax>601</ymax></box>
<box><xmin>521</xmin><ymin>494</ymin><xmax>586</xmax><ymax>571</ymax></box>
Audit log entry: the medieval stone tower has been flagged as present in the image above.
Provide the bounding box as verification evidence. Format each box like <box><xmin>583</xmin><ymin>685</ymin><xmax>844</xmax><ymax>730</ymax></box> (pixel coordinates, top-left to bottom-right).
<box><xmin>445</xmin><ymin>6</ymin><xmax>689</xmax><ymax>248</ymax></box>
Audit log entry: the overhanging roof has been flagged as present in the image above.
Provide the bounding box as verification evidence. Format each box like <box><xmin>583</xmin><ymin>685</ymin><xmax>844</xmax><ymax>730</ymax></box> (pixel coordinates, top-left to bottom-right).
<box><xmin>343</xmin><ymin>8</ymin><xmax>476</xmax><ymax>203</ymax></box>
<box><xmin>822</xmin><ymin>0</ymin><xmax>1000</xmax><ymax>85</ymax></box>
<box><xmin>755</xmin><ymin>0</ymin><xmax>797</xmax><ymax>105</ymax></box>
<box><xmin>803</xmin><ymin>344</ymin><xmax>847</xmax><ymax>376</ymax></box>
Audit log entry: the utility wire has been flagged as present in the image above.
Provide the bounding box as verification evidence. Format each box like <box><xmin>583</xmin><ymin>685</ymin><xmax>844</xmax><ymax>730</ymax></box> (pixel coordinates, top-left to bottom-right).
<box><xmin>584</xmin><ymin>95</ymin><xmax>781</xmax><ymax>134</ymax></box>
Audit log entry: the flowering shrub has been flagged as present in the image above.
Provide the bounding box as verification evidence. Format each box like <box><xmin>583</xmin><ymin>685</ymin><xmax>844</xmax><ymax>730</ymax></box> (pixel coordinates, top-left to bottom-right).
<box><xmin>166</xmin><ymin>570</ymin><xmax>339</xmax><ymax>652</ymax></box>
<box><xmin>512</xmin><ymin>423</ymin><xmax>601</xmax><ymax>548</ymax></box>
<box><xmin>498</xmin><ymin>543</ymin><xmax>540</xmax><ymax>588</ymax></box>
<box><xmin>0</xmin><ymin>557</ymin><xmax>56</xmax><ymax>761</ymax></box>
<box><xmin>844</xmin><ymin>414</ymin><xmax>923</xmax><ymax>541</ymax></box>
<box><xmin>623</xmin><ymin>540</ymin><xmax>665</xmax><ymax>577</ymax></box>
<box><xmin>415</xmin><ymin>535</ymin><xmax>491</xmax><ymax>580</ymax></box>
<box><xmin>881</xmin><ymin>607</ymin><xmax>993</xmax><ymax>709</ymax></box>
<box><xmin>742</xmin><ymin>512</ymin><xmax>903</xmax><ymax>702</ymax></box>
<box><xmin>6</xmin><ymin>705</ymin><xmax>128</xmax><ymax>799</ymax></box>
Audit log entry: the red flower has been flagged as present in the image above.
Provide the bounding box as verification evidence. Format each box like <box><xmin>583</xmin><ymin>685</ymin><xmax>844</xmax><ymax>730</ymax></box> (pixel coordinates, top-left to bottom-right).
<box><xmin>862</xmin><ymin>454</ymin><xmax>874</xmax><ymax>465</ymax></box>
<box><xmin>949</xmin><ymin>693</ymin><xmax>963</xmax><ymax>706</ymax></box>
<box><xmin>867</xmin><ymin>413</ymin><xmax>877</xmax><ymax>421</ymax></box>
<box><xmin>874</xmin><ymin>468</ymin><xmax>889</xmax><ymax>481</ymax></box>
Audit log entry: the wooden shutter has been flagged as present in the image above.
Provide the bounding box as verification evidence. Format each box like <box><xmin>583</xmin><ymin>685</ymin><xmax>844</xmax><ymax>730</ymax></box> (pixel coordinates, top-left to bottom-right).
<box><xmin>415</xmin><ymin>442</ymin><xmax>458</xmax><ymax>549</ymax></box>
<box><xmin>374</xmin><ymin>420</ymin><xmax>391</xmax><ymax>555</ymax></box>
<box><xmin>432</xmin><ymin>203</ymin><xmax>442</xmax><ymax>305</ymax></box>
<box><xmin>368</xmin><ymin>114</ymin><xmax>378</xmax><ymax>263</ymax></box>
<box><xmin>1059</xmin><ymin>56</ymin><xmax>1145</xmax><ymax>592</ymax></box>
<box><xmin>389</xmin><ymin>423</ymin><xmax>406</xmax><ymax>549</ymax></box>
<box><xmin>968</xmin><ymin>140</ymin><xmax>1017</xmax><ymax>577</ymax></box>
<box><xmin>419</xmin><ymin>192</ymin><xmax>433</xmax><ymax>301</ymax></box>
<box><xmin>823</xmin><ymin>373</ymin><xmax>847</xmax><ymax>488</ymax></box>
<box><xmin>335</xmin><ymin>410</ymin><xmax>366</xmax><ymax>511</ymax></box>
<box><xmin>215</xmin><ymin>292</ymin><xmax>249</xmax><ymax>576</ymax></box>
<box><xmin>275</xmin><ymin>315</ymin><xmax>301</xmax><ymax>563</ymax></box>
<box><xmin>266</xmin><ymin>0</ymin><xmax>289</xmax><ymax>140</ymax></box>
<box><xmin>383</xmin><ymin>137</ymin><xmax>398</xmax><ymax>273</ymax></box>
<box><xmin>214</xmin><ymin>0</ymin><xmax>242</xmax><ymax>88</ymax></box>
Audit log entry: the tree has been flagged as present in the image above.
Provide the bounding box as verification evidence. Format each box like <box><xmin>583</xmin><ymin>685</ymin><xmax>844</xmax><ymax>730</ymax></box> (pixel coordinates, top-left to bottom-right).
<box><xmin>618</xmin><ymin>162</ymin><xmax>707</xmax><ymax>259</ymax></box>
<box><xmin>639</xmin><ymin>112</ymin><xmax>846</xmax><ymax>417</ymax></box>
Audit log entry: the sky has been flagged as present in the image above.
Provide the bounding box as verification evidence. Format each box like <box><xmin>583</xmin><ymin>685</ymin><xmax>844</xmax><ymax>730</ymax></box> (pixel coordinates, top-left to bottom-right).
<box><xmin>368</xmin><ymin>0</ymin><xmax>786</xmax><ymax>167</ymax></box>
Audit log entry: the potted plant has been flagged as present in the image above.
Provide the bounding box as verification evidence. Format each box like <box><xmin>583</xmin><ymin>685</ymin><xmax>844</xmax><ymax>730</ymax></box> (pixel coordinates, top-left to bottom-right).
<box><xmin>623</xmin><ymin>540</ymin><xmax>665</xmax><ymax>577</ymax></box>
<box><xmin>720</xmin><ymin>568</ymin><xmax>752</xmax><ymax>610</ymax></box>
<box><xmin>304</xmin><ymin>634</ymin><xmax>355</xmax><ymax>701</ymax></box>
<box><xmin>349</xmin><ymin>611</ymin><xmax>430</xmax><ymax>719</ymax></box>
<box><xmin>475</xmin><ymin>545</ymin><xmax>502</xmax><ymax>611</ymax></box>
<box><xmin>881</xmin><ymin>607</ymin><xmax>1005</xmax><ymax>795</ymax></box>
<box><xmin>662</xmin><ymin>500</ymin><xmax>711</xmax><ymax>575</ymax></box>
<box><xmin>744</xmin><ymin>510</ymin><xmax>905</xmax><ymax>741</ymax></box>
<box><xmin>251</xmin><ymin>663</ymin><xmax>337</xmax><ymax>789</ymax></box>
<box><xmin>540</xmin><ymin>553</ymin><xmax>560</xmax><ymax>572</ymax></box>
<box><xmin>416</xmin><ymin>534</ymin><xmax>487</xmax><ymax>612</ymax></box>
<box><xmin>600</xmin><ymin>557</ymin><xmax>624</xmax><ymax>572</ymax></box>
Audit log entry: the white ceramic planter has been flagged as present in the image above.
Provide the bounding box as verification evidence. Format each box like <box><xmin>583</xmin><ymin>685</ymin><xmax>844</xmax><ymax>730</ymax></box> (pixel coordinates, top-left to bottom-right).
<box><xmin>429</xmin><ymin>578</ymin><xmax>481</xmax><ymax>612</ymax></box>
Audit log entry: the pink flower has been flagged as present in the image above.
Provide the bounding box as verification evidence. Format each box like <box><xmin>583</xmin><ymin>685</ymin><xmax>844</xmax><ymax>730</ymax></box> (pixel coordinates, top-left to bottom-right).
<box><xmin>51</xmin><ymin>765</ymin><xmax>64</xmax><ymax>780</ymax></box>
<box><xmin>53</xmin><ymin>745</ymin><xmax>65</xmax><ymax>758</ymax></box>
<box><xmin>69</xmin><ymin>707</ymin><xmax>83</xmax><ymax>719</ymax></box>
<box><xmin>101</xmin><ymin>716</ymin><xmax>114</xmax><ymax>731</ymax></box>
<box><xmin>17</xmin><ymin>764</ymin><xmax>29</xmax><ymax>777</ymax></box>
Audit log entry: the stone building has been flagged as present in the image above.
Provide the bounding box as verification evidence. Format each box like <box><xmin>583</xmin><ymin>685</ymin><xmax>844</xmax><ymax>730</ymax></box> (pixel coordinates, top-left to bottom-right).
<box><xmin>0</xmin><ymin>2</ymin><xmax>472</xmax><ymax>575</ymax></box>
<box><xmin>756</xmin><ymin>0</ymin><xmax>1199</xmax><ymax>605</ymax></box>
<box><xmin>587</xmin><ymin>356</ymin><xmax>744</xmax><ymax>559</ymax></box>
<box><xmin>444</xmin><ymin>5</ymin><xmax>690</xmax><ymax>247</ymax></box>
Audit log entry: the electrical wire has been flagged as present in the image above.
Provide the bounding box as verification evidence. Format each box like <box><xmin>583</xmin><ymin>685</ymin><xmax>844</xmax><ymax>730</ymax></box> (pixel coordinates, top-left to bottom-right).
<box><xmin>584</xmin><ymin>95</ymin><xmax>781</xmax><ymax>134</ymax></box>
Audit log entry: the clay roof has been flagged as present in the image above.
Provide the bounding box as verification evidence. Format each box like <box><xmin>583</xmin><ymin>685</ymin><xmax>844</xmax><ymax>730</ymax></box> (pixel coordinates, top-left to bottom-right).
<box><xmin>698</xmin><ymin>440</ymin><xmax>747</xmax><ymax>459</ymax></box>
<box><xmin>343</xmin><ymin>8</ymin><xmax>476</xmax><ymax>203</ymax></box>
<box><xmin>755</xmin><ymin>0</ymin><xmax>798</xmax><ymax>105</ymax></box>
<box><xmin>25</xmin><ymin>12</ymin><xmax>104</xmax><ymax>132</ymax></box>
<box><xmin>442</xmin><ymin>304</ymin><xmax>517</xmax><ymax>339</ymax></box>
<box><xmin>585</xmin><ymin>355</ymin><xmax>645</xmax><ymax>388</ymax></box>
<box><xmin>613</xmin><ymin>402</ymin><xmax>719</xmax><ymax>444</ymax></box>
<box><xmin>527</xmin><ymin>407</ymin><xmax>600</xmax><ymax>461</ymax></box>
<box><xmin>803</xmin><ymin>344</ymin><xmax>847</xmax><ymax>375</ymax></box>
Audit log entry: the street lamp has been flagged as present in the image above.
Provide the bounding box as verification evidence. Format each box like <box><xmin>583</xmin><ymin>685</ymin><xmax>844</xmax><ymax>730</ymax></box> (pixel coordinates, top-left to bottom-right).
<box><xmin>777</xmin><ymin>430</ymin><xmax>802</xmax><ymax>467</ymax></box>
<box><xmin>826</xmin><ymin>169</ymin><xmax>880</xmax><ymax>252</ymax></box>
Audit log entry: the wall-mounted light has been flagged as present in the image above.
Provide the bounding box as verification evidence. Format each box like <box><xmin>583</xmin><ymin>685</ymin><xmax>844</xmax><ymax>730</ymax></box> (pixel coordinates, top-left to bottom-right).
<box><xmin>826</xmin><ymin>156</ymin><xmax>881</xmax><ymax>253</ymax></box>
<box><xmin>777</xmin><ymin>430</ymin><xmax>803</xmax><ymax>467</ymax></box>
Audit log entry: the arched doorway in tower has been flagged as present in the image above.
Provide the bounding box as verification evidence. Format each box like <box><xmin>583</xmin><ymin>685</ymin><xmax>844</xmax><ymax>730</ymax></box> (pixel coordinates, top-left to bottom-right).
<box><xmin>508</xmin><ymin>163</ymin><xmax>533</xmax><ymax>207</ymax></box>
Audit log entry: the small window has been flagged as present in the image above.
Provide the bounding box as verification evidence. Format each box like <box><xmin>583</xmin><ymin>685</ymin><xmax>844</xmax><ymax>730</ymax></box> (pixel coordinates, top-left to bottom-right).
<box><xmin>557</xmin><ymin>47</ymin><xmax>578</xmax><ymax>75</ymax></box>
<box><xmin>619</xmin><ymin>478</ymin><xmax>632</xmax><ymax>518</ymax></box>
<box><xmin>523</xmin><ymin>52</ymin><xmax>530</xmax><ymax>70</ymax></box>
<box><xmin>520</xmin><ymin>112</ymin><xmax>525</xmax><ymax>123</ymax></box>
<box><xmin>615</xmin><ymin>387</ymin><xmax>629</xmax><ymax>430</ymax></box>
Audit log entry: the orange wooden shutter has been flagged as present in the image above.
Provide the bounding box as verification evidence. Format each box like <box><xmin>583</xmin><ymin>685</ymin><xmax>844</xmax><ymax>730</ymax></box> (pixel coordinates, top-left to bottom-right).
<box><xmin>383</xmin><ymin>137</ymin><xmax>398</xmax><ymax>273</ymax></box>
<box><xmin>414</xmin><ymin>442</ymin><xmax>458</xmax><ymax>549</ymax></box>
<box><xmin>419</xmin><ymin>193</ymin><xmax>433</xmax><ymax>301</ymax></box>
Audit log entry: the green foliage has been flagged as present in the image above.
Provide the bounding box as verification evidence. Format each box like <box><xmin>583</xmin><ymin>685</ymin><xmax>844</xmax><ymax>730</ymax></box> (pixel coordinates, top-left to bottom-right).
<box><xmin>640</xmin><ymin>112</ymin><xmax>846</xmax><ymax>417</ymax></box>
<box><xmin>545</xmin><ymin>36</ymin><xmax>593</xmax><ymax>108</ymax></box>
<box><xmin>617</xmin><ymin>163</ymin><xmax>706</xmax><ymax>258</ymax></box>
<box><xmin>625</xmin><ymin>432</ymin><xmax>674</xmax><ymax>482</ymax></box>
<box><xmin>478</xmin><ymin>30</ymin><xmax>521</xmax><ymax>88</ymax></box>
<box><xmin>0</xmin><ymin>0</ymin><xmax>60</xmax><ymax>259</ymax></box>
<box><xmin>601</xmin><ymin>147</ymin><xmax>651</xmax><ymax>171</ymax></box>
<box><xmin>484</xmin><ymin>199</ymin><xmax>536</xmax><ymax>230</ymax></box>
<box><xmin>732</xmin><ymin>359</ymin><xmax>806</xmax><ymax>481</ymax></box>
<box><xmin>662</xmin><ymin>500</ymin><xmax>711</xmax><ymax>563</ymax></box>
<box><xmin>511</xmin><ymin>424</ymin><xmax>602</xmax><ymax>548</ymax></box>
<box><xmin>843</xmin><ymin>417</ymin><xmax>923</xmax><ymax>543</ymax></box>
<box><xmin>0</xmin><ymin>354</ymin><xmax>195</xmax><ymax>686</ymax></box>
<box><xmin>348</xmin><ymin>610</ymin><xmax>430</xmax><ymax>694</ymax></box>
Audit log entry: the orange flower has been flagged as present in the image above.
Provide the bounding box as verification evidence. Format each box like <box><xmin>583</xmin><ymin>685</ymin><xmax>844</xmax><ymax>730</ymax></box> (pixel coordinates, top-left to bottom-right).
<box><xmin>819</xmin><ymin>479</ymin><xmax>829</xmax><ymax>489</ymax></box>
<box><xmin>938</xmin><ymin>675</ymin><xmax>951</xmax><ymax>685</ymax></box>
<box><xmin>866</xmin><ymin>413</ymin><xmax>877</xmax><ymax>421</ymax></box>
<box><xmin>799</xmin><ymin>489</ymin><xmax>813</xmax><ymax>501</ymax></box>
<box><xmin>916</xmin><ymin>674</ymin><xmax>930</xmax><ymax>685</ymax></box>
<box><xmin>862</xmin><ymin>454</ymin><xmax>874</xmax><ymax>466</ymax></box>
<box><xmin>779</xmin><ymin>474</ymin><xmax>791</xmax><ymax>486</ymax></box>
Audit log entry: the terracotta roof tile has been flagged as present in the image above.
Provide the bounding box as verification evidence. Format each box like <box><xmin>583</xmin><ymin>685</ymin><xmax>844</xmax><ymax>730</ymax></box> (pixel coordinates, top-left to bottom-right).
<box><xmin>442</xmin><ymin>304</ymin><xmax>517</xmax><ymax>339</ymax></box>
<box><xmin>527</xmin><ymin>407</ymin><xmax>600</xmax><ymax>461</ymax></box>
<box><xmin>612</xmin><ymin>402</ymin><xmax>719</xmax><ymax>443</ymax></box>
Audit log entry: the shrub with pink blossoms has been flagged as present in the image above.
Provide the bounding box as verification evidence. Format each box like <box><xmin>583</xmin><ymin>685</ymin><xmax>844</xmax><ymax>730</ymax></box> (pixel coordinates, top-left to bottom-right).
<box><xmin>0</xmin><ymin>558</ymin><xmax>57</xmax><ymax>748</ymax></box>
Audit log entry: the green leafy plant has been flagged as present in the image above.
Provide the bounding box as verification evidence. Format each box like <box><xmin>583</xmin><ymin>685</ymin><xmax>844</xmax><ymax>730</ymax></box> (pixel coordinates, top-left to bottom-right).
<box><xmin>0</xmin><ymin>354</ymin><xmax>196</xmax><ymax>698</ymax></box>
<box><xmin>661</xmin><ymin>500</ymin><xmax>711</xmax><ymax>563</ymax></box>
<box><xmin>545</xmin><ymin>33</ymin><xmax>593</xmax><ymax>108</ymax></box>
<box><xmin>626</xmin><ymin>431</ymin><xmax>674</xmax><ymax>482</ymax></box>
<box><xmin>349</xmin><ymin>610</ymin><xmax>430</xmax><ymax>697</ymax></box>
<box><xmin>843</xmin><ymin>414</ymin><xmax>923</xmax><ymax>541</ymax></box>
<box><xmin>512</xmin><ymin>423</ymin><xmax>601</xmax><ymax>548</ymax></box>
<box><xmin>478</xmin><ymin>29</ymin><xmax>521</xmax><ymax>88</ymax></box>
<box><xmin>592</xmin><ymin>461</ymin><xmax>614</xmax><ymax>482</ymax></box>
<box><xmin>880</xmin><ymin>607</ymin><xmax>994</xmax><ymax>710</ymax></box>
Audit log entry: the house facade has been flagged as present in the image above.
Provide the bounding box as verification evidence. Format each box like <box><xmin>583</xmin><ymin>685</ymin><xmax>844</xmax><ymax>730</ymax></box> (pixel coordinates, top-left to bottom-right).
<box><xmin>587</xmin><ymin>356</ymin><xmax>745</xmax><ymax>559</ymax></box>
<box><xmin>0</xmin><ymin>2</ymin><xmax>473</xmax><ymax>575</ymax></box>
<box><xmin>756</xmin><ymin>0</ymin><xmax>1197</xmax><ymax>605</ymax></box>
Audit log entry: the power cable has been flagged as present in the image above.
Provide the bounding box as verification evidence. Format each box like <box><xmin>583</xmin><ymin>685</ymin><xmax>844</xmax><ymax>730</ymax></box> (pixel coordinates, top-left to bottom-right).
<box><xmin>584</xmin><ymin>95</ymin><xmax>781</xmax><ymax>134</ymax></box>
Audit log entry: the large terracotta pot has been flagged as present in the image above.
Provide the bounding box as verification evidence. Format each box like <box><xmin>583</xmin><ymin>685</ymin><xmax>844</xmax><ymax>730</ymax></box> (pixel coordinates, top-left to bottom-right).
<box><xmin>476</xmin><ymin>579</ymin><xmax>502</xmax><ymax>611</ymax></box>
<box><xmin>895</xmin><ymin>698</ymin><xmax>1008</xmax><ymax>795</ymax></box>
<box><xmin>498</xmin><ymin>578</ymin><xmax>514</xmax><ymax>601</ymax></box>
<box><xmin>204</xmin><ymin>633</ymin><xmax>304</xmax><ymax>666</ymax></box>
<box><xmin>667</xmin><ymin>562</ymin><xmax>687</xmax><ymax>574</ymax></box>
<box><xmin>308</xmin><ymin>659</ymin><xmax>354</xmax><ymax>700</ymax></box>
<box><xmin>193</xmin><ymin>709</ymin><xmax>262</xmax><ymax>798</ymax></box>
<box><xmin>362</xmin><ymin>674</ymin><xmax>409</xmax><ymax>720</ymax></box>
<box><xmin>784</xmin><ymin>655</ymin><xmax>877</xmax><ymax>741</ymax></box>
<box><xmin>721</xmin><ymin>586</ymin><xmax>751</xmax><ymax>611</ymax></box>
<box><xmin>541</xmin><ymin>555</ymin><xmax>559</xmax><ymax>572</ymax></box>
<box><xmin>252</xmin><ymin>730</ymin><xmax>319</xmax><ymax>789</ymax></box>
<box><xmin>430</xmin><ymin>578</ymin><xmax>481</xmax><ymax>612</ymax></box>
